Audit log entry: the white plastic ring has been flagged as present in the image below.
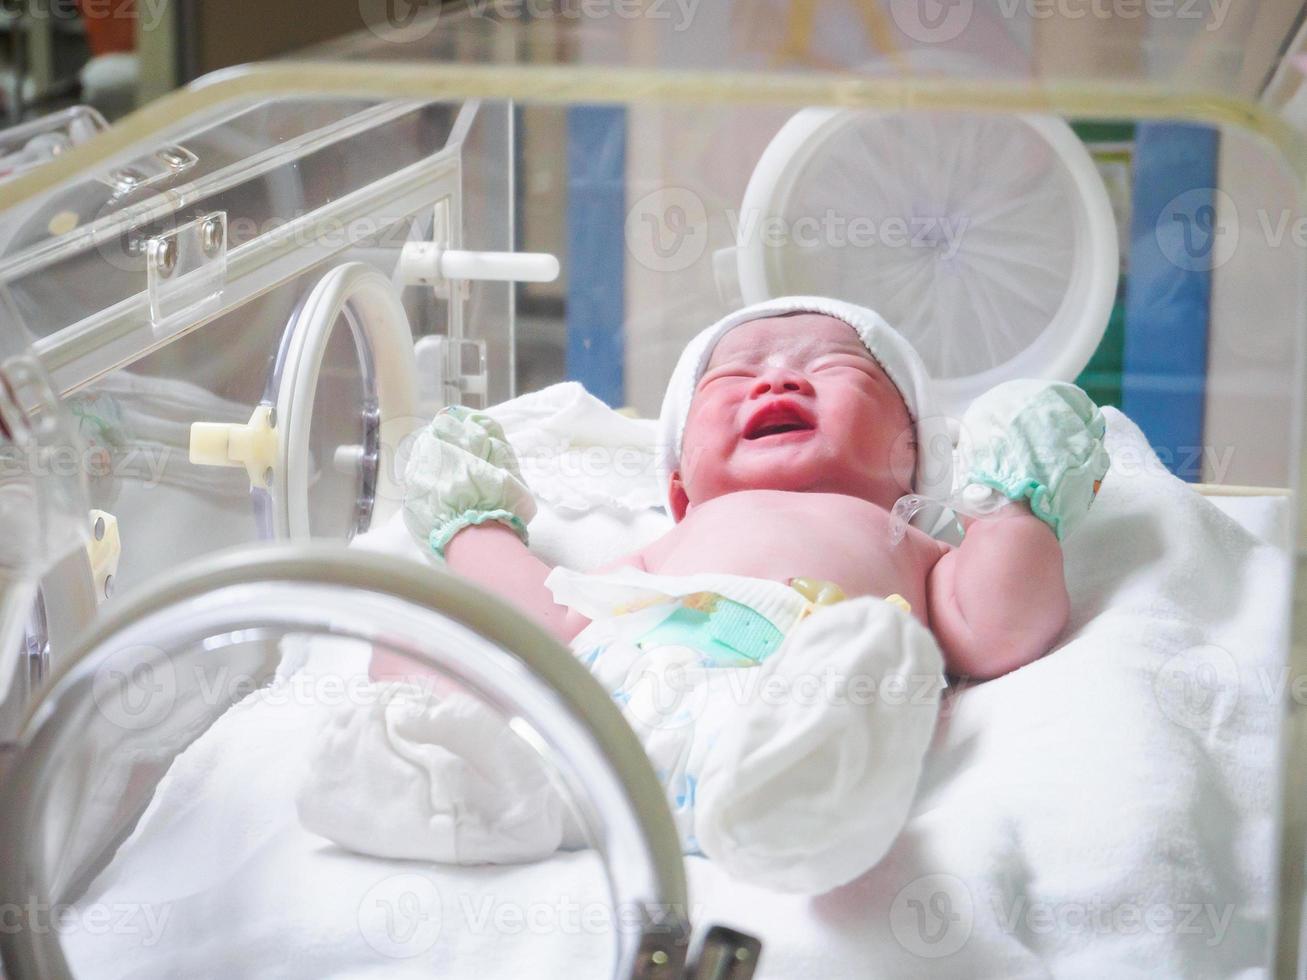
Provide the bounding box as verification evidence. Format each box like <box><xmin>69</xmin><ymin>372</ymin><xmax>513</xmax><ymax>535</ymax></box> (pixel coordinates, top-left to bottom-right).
<box><xmin>275</xmin><ymin>263</ymin><xmax>419</xmax><ymax>540</ymax></box>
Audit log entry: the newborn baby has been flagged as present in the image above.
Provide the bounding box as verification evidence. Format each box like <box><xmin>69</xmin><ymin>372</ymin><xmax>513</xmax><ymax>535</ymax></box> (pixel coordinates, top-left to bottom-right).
<box><xmin>437</xmin><ymin>307</ymin><xmax>1072</xmax><ymax>675</ymax></box>
<box><xmin>301</xmin><ymin>296</ymin><xmax>1109</xmax><ymax>894</ymax></box>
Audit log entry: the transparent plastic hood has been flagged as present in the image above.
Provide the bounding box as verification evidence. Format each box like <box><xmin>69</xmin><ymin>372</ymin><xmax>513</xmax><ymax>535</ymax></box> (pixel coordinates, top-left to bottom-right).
<box><xmin>0</xmin><ymin>4</ymin><xmax>1302</xmax><ymax>978</ymax></box>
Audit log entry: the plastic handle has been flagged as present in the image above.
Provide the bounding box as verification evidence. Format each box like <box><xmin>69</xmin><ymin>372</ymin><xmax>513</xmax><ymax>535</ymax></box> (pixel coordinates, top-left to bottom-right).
<box><xmin>398</xmin><ymin>241</ymin><xmax>560</xmax><ymax>285</ymax></box>
<box><xmin>440</xmin><ymin>249</ymin><xmax>559</xmax><ymax>282</ymax></box>
<box><xmin>188</xmin><ymin>405</ymin><xmax>277</xmax><ymax>489</ymax></box>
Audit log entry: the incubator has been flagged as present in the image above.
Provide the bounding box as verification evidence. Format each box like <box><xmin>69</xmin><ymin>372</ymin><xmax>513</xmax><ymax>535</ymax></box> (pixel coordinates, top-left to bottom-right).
<box><xmin>0</xmin><ymin>3</ymin><xmax>1303</xmax><ymax>977</ymax></box>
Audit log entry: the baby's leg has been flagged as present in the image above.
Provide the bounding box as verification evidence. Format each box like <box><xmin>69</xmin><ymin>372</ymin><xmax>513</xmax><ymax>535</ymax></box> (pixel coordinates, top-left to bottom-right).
<box><xmin>693</xmin><ymin>597</ymin><xmax>945</xmax><ymax>894</ymax></box>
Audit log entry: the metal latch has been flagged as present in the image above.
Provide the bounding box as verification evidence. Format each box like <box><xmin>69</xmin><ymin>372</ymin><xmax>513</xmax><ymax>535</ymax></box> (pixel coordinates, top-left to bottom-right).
<box><xmin>686</xmin><ymin>926</ymin><xmax>761</xmax><ymax>979</ymax></box>
<box><xmin>146</xmin><ymin>211</ymin><xmax>228</xmax><ymax>332</ymax></box>
<box><xmin>100</xmin><ymin>143</ymin><xmax>197</xmax><ymax>196</ymax></box>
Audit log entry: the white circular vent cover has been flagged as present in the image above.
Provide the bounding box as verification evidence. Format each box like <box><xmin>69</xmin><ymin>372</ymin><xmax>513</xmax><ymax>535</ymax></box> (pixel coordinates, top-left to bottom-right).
<box><xmin>727</xmin><ymin>109</ymin><xmax>1119</xmax><ymax>415</ymax></box>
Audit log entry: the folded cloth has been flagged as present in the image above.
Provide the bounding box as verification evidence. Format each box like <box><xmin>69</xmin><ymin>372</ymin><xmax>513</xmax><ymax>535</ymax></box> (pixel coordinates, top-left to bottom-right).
<box><xmin>295</xmin><ymin>682</ymin><xmax>583</xmax><ymax>865</ymax></box>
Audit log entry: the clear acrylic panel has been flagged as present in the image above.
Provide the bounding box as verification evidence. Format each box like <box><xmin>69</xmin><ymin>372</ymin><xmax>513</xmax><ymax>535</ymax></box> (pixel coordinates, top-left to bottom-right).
<box><xmin>0</xmin><ymin>548</ymin><xmax>689</xmax><ymax>978</ymax></box>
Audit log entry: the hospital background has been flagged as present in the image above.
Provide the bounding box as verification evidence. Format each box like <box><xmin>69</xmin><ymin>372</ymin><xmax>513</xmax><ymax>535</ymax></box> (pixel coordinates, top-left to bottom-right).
<box><xmin>0</xmin><ymin>0</ymin><xmax>1299</xmax><ymax>486</ymax></box>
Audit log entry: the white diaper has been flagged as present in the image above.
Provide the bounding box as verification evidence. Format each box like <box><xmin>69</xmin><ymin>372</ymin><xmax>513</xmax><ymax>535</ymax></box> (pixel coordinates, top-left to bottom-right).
<box><xmin>551</xmin><ymin>567</ymin><xmax>946</xmax><ymax>892</ymax></box>
<box><xmin>296</xmin><ymin>569</ymin><xmax>945</xmax><ymax>894</ymax></box>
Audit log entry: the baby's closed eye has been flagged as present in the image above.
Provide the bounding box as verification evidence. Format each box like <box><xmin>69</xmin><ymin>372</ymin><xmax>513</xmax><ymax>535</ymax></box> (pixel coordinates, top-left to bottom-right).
<box><xmin>698</xmin><ymin>365</ymin><xmax>756</xmax><ymax>387</ymax></box>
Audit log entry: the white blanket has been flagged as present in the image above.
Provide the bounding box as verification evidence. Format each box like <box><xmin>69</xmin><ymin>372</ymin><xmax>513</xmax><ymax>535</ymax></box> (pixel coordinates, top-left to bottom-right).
<box><xmin>61</xmin><ymin>407</ymin><xmax>1287</xmax><ymax>977</ymax></box>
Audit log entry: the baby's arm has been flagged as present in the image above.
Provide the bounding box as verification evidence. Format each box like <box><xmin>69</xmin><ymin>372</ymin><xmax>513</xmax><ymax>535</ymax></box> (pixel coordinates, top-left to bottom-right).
<box><xmin>443</xmin><ymin>523</ymin><xmax>592</xmax><ymax>644</ymax></box>
<box><xmin>372</xmin><ymin>526</ymin><xmax>624</xmax><ymax>680</ymax></box>
<box><xmin>370</xmin><ymin>406</ymin><xmax>620</xmax><ymax>682</ymax></box>
<box><xmin>371</xmin><ymin>522</ymin><xmax>648</xmax><ymax>681</ymax></box>
<box><xmin>926</xmin><ymin>502</ymin><xmax>1069</xmax><ymax>680</ymax></box>
<box><xmin>927</xmin><ymin>378</ymin><xmax>1107</xmax><ymax>679</ymax></box>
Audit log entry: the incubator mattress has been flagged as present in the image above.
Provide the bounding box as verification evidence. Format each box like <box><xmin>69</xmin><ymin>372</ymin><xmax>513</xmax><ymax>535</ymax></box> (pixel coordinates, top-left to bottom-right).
<box><xmin>63</xmin><ymin>407</ymin><xmax>1288</xmax><ymax>978</ymax></box>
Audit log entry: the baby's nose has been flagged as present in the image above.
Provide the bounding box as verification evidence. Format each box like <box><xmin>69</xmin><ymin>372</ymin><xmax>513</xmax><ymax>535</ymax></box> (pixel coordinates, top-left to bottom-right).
<box><xmin>750</xmin><ymin>368</ymin><xmax>814</xmax><ymax>398</ymax></box>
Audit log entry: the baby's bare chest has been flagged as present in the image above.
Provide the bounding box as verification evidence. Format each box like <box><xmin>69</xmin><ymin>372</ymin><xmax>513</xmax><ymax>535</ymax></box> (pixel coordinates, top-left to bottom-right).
<box><xmin>646</xmin><ymin>492</ymin><xmax>939</xmax><ymax>608</ymax></box>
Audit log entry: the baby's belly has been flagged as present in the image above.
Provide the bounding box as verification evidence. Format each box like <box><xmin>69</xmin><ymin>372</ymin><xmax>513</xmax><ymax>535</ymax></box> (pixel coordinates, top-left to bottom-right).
<box><xmin>647</xmin><ymin>492</ymin><xmax>935</xmax><ymax>619</ymax></box>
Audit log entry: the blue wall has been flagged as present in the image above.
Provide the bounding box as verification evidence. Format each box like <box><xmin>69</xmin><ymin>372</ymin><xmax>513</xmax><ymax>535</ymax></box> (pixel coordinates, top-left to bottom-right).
<box><xmin>565</xmin><ymin>106</ymin><xmax>627</xmax><ymax>407</ymax></box>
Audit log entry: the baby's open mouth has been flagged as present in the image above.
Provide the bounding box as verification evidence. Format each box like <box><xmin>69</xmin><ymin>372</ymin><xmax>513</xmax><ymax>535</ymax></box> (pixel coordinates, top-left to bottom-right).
<box><xmin>743</xmin><ymin>401</ymin><xmax>816</xmax><ymax>440</ymax></box>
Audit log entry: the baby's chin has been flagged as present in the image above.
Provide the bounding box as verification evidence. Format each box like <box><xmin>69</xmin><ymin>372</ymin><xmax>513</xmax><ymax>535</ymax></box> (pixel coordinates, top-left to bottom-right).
<box><xmin>701</xmin><ymin>463</ymin><xmax>877</xmax><ymax>499</ymax></box>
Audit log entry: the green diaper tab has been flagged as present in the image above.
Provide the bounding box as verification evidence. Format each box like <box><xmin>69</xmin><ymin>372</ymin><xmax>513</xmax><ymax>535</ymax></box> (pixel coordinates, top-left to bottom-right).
<box><xmin>638</xmin><ymin>593</ymin><xmax>783</xmax><ymax>667</ymax></box>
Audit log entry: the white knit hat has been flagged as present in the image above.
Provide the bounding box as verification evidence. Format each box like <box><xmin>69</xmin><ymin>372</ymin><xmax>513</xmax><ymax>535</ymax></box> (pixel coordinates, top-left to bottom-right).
<box><xmin>656</xmin><ymin>296</ymin><xmax>953</xmax><ymax>517</ymax></box>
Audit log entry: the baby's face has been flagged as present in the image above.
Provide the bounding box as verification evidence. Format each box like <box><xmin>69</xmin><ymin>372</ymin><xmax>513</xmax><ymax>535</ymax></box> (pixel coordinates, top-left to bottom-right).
<box><xmin>669</xmin><ymin>314</ymin><xmax>916</xmax><ymax>520</ymax></box>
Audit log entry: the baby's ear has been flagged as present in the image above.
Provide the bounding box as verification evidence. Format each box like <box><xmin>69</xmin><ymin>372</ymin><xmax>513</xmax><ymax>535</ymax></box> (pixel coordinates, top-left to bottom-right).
<box><xmin>668</xmin><ymin>471</ymin><xmax>690</xmax><ymax>522</ymax></box>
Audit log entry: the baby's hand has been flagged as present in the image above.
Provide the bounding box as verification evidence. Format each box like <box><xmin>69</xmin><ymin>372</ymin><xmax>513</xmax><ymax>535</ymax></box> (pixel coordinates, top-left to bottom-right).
<box><xmin>402</xmin><ymin>406</ymin><xmax>537</xmax><ymax>559</ymax></box>
<box><xmin>955</xmin><ymin>380</ymin><xmax>1109</xmax><ymax>542</ymax></box>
